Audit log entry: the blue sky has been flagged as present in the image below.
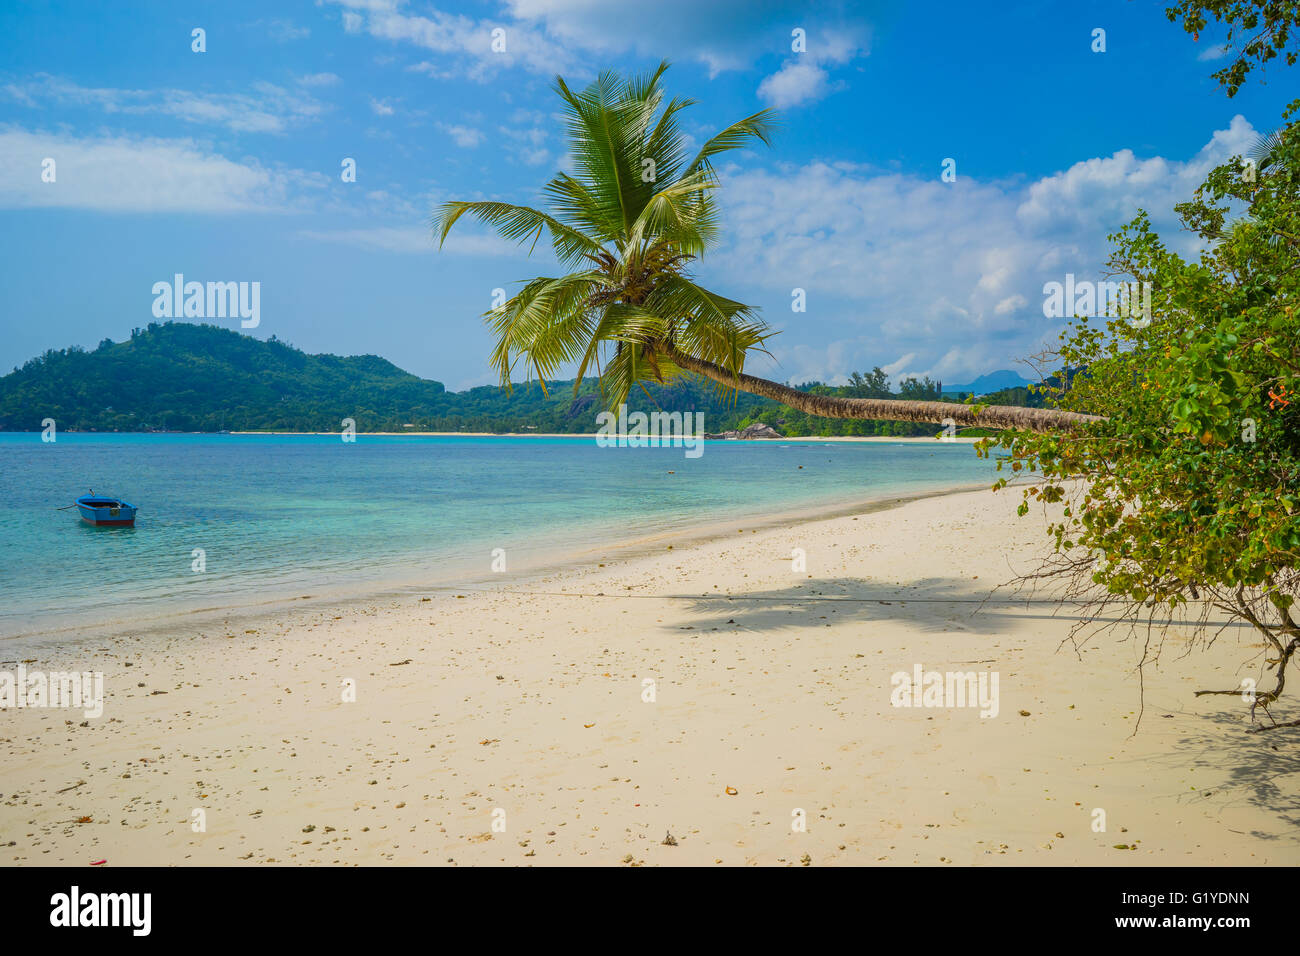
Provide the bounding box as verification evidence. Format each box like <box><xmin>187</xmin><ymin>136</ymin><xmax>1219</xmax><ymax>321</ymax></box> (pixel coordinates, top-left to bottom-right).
<box><xmin>1</xmin><ymin>0</ymin><xmax>1294</xmax><ymax>390</ymax></box>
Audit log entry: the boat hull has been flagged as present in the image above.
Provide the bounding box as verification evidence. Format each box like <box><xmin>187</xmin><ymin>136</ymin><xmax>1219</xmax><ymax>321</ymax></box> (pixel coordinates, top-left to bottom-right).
<box><xmin>80</xmin><ymin>515</ymin><xmax>136</xmax><ymax>526</ymax></box>
<box><xmin>75</xmin><ymin>497</ymin><xmax>137</xmax><ymax>527</ymax></box>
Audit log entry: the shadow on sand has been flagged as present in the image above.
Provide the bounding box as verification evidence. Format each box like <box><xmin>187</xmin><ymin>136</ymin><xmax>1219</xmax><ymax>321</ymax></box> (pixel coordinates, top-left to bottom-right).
<box><xmin>666</xmin><ymin>575</ymin><xmax>1257</xmax><ymax>638</ymax></box>
<box><xmin>664</xmin><ymin>576</ymin><xmax>1298</xmax><ymax>840</ymax></box>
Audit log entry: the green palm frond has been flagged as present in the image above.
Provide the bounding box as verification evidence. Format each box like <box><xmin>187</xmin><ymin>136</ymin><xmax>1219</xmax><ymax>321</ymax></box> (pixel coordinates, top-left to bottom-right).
<box><xmin>543</xmin><ymin>173</ymin><xmax>613</xmax><ymax>242</ymax></box>
<box><xmin>601</xmin><ymin>338</ymin><xmax>664</xmax><ymax>408</ymax></box>
<box><xmin>573</xmin><ymin>300</ymin><xmax>674</xmax><ymax>399</ymax></box>
<box><xmin>641</xmin><ymin>94</ymin><xmax>696</xmax><ymax>186</ymax></box>
<box><xmin>434</xmin><ymin>63</ymin><xmax>778</xmax><ymax>407</ymax></box>
<box><xmin>553</xmin><ymin>71</ymin><xmax>644</xmax><ymax>237</ymax></box>
<box><xmin>431</xmin><ymin>201</ymin><xmax>606</xmax><ymax>269</ymax></box>
<box><xmin>486</xmin><ymin>272</ymin><xmax>606</xmax><ymax>387</ymax></box>
<box><xmin>682</xmin><ymin>109</ymin><xmax>778</xmax><ymax>178</ymax></box>
<box><xmin>1249</xmin><ymin>129</ymin><xmax>1287</xmax><ymax>171</ymax></box>
<box><xmin>623</xmin><ymin>169</ymin><xmax>720</xmax><ymax>261</ymax></box>
<box><xmin>650</xmin><ymin>276</ymin><xmax>771</xmax><ymax>375</ymax></box>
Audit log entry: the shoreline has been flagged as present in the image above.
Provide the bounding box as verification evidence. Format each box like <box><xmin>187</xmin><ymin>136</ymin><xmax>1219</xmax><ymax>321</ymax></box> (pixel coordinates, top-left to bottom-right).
<box><xmin>1</xmin><ymin>484</ymin><xmax>1294</xmax><ymax>866</ymax></box>
<box><xmin>226</xmin><ymin>432</ymin><xmax>978</xmax><ymax>443</ymax></box>
<box><xmin>6</xmin><ymin>429</ymin><xmax>980</xmax><ymax>443</ymax></box>
<box><xmin>1</xmin><ymin>479</ymin><xmax>992</xmax><ymax>650</ymax></box>
<box><xmin>5</xmin><ymin>430</ymin><xmax>981</xmax><ymax>443</ymax></box>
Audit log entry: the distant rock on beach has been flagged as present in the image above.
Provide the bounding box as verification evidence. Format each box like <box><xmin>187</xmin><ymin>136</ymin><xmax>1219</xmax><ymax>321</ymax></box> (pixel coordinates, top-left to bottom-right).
<box><xmin>704</xmin><ymin>422</ymin><xmax>784</xmax><ymax>440</ymax></box>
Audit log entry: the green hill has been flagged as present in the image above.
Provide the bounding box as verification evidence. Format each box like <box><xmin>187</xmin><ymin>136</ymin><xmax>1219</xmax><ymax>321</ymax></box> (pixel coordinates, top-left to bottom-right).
<box><xmin>0</xmin><ymin>322</ymin><xmax>452</xmax><ymax>432</ymax></box>
<box><xmin>0</xmin><ymin>322</ymin><xmax>1024</xmax><ymax>436</ymax></box>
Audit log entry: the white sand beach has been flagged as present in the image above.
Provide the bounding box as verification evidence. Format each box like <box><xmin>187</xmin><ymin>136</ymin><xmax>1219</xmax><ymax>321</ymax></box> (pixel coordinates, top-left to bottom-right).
<box><xmin>2</xmin><ymin>486</ymin><xmax>1294</xmax><ymax>866</ymax></box>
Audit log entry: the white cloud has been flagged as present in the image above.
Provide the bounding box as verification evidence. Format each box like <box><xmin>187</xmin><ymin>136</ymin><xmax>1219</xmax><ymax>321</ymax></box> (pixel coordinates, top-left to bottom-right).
<box><xmin>497</xmin><ymin>122</ymin><xmax>550</xmax><ymax>165</ymax></box>
<box><xmin>994</xmin><ymin>294</ymin><xmax>1027</xmax><ymax>315</ymax></box>
<box><xmin>1016</xmin><ymin>115</ymin><xmax>1257</xmax><ymax>238</ymax></box>
<box><xmin>505</xmin><ymin>0</ymin><xmax>866</xmax><ymax>78</ymax></box>
<box><xmin>711</xmin><ymin>117</ymin><xmax>1260</xmax><ymax>383</ymax></box>
<box><xmin>322</xmin><ymin>0</ymin><xmax>577</xmax><ymax>79</ymax></box>
<box><xmin>2</xmin><ymin>74</ymin><xmax>326</xmax><ymax>135</ymax></box>
<box><xmin>3</xmin><ymin>83</ymin><xmax>37</xmax><ymax>107</ymax></box>
<box><xmin>325</xmin><ymin>0</ymin><xmax>868</xmax><ymax>84</ymax></box>
<box><xmin>758</xmin><ymin>28</ymin><xmax>867</xmax><ymax>108</ymax></box>
<box><xmin>266</xmin><ymin>19</ymin><xmax>310</xmax><ymax>41</ymax></box>
<box><xmin>298</xmin><ymin>225</ymin><xmax>519</xmax><ymax>257</ymax></box>
<box><xmin>298</xmin><ymin>72</ymin><xmax>341</xmax><ymax>87</ymax></box>
<box><xmin>757</xmin><ymin>61</ymin><xmax>830</xmax><ymax>109</ymax></box>
<box><xmin>766</xmin><ymin>340</ymin><xmax>852</xmax><ymax>385</ymax></box>
<box><xmin>0</xmin><ymin>127</ymin><xmax>318</xmax><ymax>213</ymax></box>
<box><xmin>441</xmin><ymin>123</ymin><xmax>483</xmax><ymax>147</ymax></box>
<box><xmin>406</xmin><ymin>61</ymin><xmax>455</xmax><ymax>80</ymax></box>
<box><xmin>880</xmin><ymin>353</ymin><xmax>916</xmax><ymax>378</ymax></box>
<box><xmin>1198</xmin><ymin>43</ymin><xmax>1231</xmax><ymax>62</ymax></box>
<box><xmin>516</xmin><ymin>147</ymin><xmax>549</xmax><ymax>166</ymax></box>
<box><xmin>369</xmin><ymin>97</ymin><xmax>395</xmax><ymax>116</ymax></box>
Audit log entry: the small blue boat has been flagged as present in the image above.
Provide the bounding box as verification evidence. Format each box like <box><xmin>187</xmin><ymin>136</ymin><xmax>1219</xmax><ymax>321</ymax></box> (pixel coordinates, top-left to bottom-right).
<box><xmin>76</xmin><ymin>493</ymin><xmax>138</xmax><ymax>527</ymax></box>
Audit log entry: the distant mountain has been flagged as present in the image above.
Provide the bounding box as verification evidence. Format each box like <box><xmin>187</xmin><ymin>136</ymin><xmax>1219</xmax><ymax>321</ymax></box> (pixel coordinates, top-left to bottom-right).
<box><xmin>941</xmin><ymin>369</ymin><xmax>1033</xmax><ymax>396</ymax></box>
<box><xmin>0</xmin><ymin>323</ymin><xmax>1036</xmax><ymax>436</ymax></box>
<box><xmin>0</xmin><ymin>322</ymin><xmax>449</xmax><ymax>432</ymax></box>
<box><xmin>0</xmin><ymin>322</ymin><xmax>769</xmax><ymax>433</ymax></box>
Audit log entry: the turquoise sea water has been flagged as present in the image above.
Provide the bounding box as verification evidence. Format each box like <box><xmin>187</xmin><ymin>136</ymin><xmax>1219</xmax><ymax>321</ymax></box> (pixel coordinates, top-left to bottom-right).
<box><xmin>0</xmin><ymin>433</ymin><xmax>997</xmax><ymax>638</ymax></box>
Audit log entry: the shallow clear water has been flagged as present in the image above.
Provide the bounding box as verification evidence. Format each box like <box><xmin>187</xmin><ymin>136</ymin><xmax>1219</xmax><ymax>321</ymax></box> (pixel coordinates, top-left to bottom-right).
<box><xmin>0</xmin><ymin>433</ymin><xmax>997</xmax><ymax>637</ymax></box>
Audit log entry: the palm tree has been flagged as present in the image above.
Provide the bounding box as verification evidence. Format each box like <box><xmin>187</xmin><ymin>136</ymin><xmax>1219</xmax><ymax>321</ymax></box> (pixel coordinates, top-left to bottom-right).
<box><xmin>433</xmin><ymin>63</ymin><xmax>1098</xmax><ymax>434</ymax></box>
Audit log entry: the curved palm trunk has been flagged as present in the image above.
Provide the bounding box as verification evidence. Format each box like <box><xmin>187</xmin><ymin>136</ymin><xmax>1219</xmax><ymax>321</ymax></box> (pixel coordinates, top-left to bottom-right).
<box><xmin>662</xmin><ymin>346</ymin><xmax>1101</xmax><ymax>435</ymax></box>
